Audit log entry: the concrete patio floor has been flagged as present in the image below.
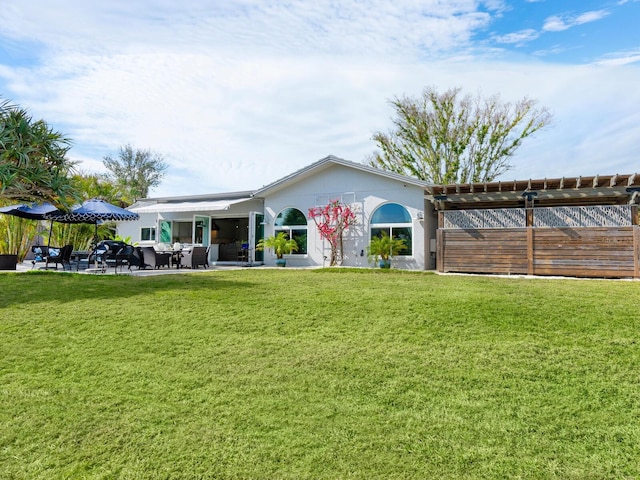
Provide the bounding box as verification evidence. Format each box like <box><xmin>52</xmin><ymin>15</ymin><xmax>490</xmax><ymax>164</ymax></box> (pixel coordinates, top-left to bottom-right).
<box><xmin>9</xmin><ymin>260</ymin><xmax>249</xmax><ymax>276</ymax></box>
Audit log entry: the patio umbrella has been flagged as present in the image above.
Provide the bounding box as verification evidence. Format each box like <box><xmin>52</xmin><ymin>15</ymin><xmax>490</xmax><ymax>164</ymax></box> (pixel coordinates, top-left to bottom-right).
<box><xmin>0</xmin><ymin>202</ymin><xmax>58</xmax><ymax>220</ymax></box>
<box><xmin>45</xmin><ymin>199</ymin><xmax>140</xmax><ymax>269</ymax></box>
<box><xmin>45</xmin><ymin>198</ymin><xmax>139</xmax><ymax>232</ymax></box>
<box><xmin>0</xmin><ymin>202</ymin><xmax>60</xmax><ymax>246</ymax></box>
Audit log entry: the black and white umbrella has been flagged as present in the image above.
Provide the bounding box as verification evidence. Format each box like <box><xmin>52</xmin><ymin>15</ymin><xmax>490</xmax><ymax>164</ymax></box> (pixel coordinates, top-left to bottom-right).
<box><xmin>0</xmin><ymin>202</ymin><xmax>58</xmax><ymax>220</ymax></box>
<box><xmin>45</xmin><ymin>198</ymin><xmax>139</xmax><ymax>245</ymax></box>
<box><xmin>45</xmin><ymin>198</ymin><xmax>139</xmax><ymax>224</ymax></box>
<box><xmin>0</xmin><ymin>202</ymin><xmax>60</xmax><ymax>246</ymax></box>
<box><xmin>45</xmin><ymin>199</ymin><xmax>139</xmax><ymax>269</ymax></box>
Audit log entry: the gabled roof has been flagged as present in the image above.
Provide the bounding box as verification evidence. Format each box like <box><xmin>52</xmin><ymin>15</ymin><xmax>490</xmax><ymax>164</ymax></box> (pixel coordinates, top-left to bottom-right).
<box><xmin>253</xmin><ymin>155</ymin><xmax>431</xmax><ymax>197</ymax></box>
<box><xmin>129</xmin><ymin>155</ymin><xmax>429</xmax><ymax>210</ymax></box>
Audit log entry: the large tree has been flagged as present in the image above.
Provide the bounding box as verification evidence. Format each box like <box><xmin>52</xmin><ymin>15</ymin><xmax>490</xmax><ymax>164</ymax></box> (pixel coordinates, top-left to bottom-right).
<box><xmin>368</xmin><ymin>86</ymin><xmax>553</xmax><ymax>184</ymax></box>
<box><xmin>102</xmin><ymin>144</ymin><xmax>168</xmax><ymax>202</ymax></box>
<box><xmin>0</xmin><ymin>98</ymin><xmax>76</xmax><ymax>204</ymax></box>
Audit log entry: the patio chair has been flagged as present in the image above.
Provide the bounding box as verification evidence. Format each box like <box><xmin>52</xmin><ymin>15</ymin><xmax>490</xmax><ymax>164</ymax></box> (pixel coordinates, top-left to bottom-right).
<box><xmin>180</xmin><ymin>246</ymin><xmax>208</xmax><ymax>269</ymax></box>
<box><xmin>87</xmin><ymin>240</ymin><xmax>129</xmax><ymax>270</ymax></box>
<box><xmin>238</xmin><ymin>243</ymin><xmax>249</xmax><ymax>262</ymax></box>
<box><xmin>114</xmin><ymin>245</ymin><xmax>144</xmax><ymax>272</ymax></box>
<box><xmin>140</xmin><ymin>246</ymin><xmax>171</xmax><ymax>269</ymax></box>
<box><xmin>31</xmin><ymin>245</ymin><xmax>48</xmax><ymax>269</ymax></box>
<box><xmin>45</xmin><ymin>244</ymin><xmax>73</xmax><ymax>270</ymax></box>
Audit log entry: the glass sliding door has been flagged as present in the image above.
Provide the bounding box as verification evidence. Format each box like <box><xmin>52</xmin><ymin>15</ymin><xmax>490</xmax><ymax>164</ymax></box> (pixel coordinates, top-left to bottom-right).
<box><xmin>249</xmin><ymin>212</ymin><xmax>264</xmax><ymax>263</ymax></box>
<box><xmin>194</xmin><ymin>216</ymin><xmax>210</xmax><ymax>245</ymax></box>
<box><xmin>159</xmin><ymin>220</ymin><xmax>172</xmax><ymax>244</ymax></box>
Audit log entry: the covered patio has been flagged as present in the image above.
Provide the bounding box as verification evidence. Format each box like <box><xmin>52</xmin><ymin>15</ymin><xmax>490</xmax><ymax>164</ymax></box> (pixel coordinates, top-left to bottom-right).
<box><xmin>123</xmin><ymin>193</ymin><xmax>265</xmax><ymax>266</ymax></box>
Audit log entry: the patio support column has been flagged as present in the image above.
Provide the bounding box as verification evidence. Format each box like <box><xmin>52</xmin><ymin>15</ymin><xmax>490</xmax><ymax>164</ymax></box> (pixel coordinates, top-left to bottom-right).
<box><xmin>526</xmin><ymin>208</ymin><xmax>534</xmax><ymax>276</ymax></box>
<box><xmin>436</xmin><ymin>211</ymin><xmax>444</xmax><ymax>272</ymax></box>
<box><xmin>632</xmin><ymin>206</ymin><xmax>639</xmax><ymax>279</ymax></box>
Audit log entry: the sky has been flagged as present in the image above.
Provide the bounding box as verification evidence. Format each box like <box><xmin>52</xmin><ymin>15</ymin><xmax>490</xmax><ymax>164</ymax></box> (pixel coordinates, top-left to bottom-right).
<box><xmin>1</xmin><ymin>0</ymin><xmax>639</xmax><ymax>197</ymax></box>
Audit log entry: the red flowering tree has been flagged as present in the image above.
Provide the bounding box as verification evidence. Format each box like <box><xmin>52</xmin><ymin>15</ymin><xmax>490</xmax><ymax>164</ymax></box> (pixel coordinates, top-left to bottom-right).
<box><xmin>308</xmin><ymin>199</ymin><xmax>357</xmax><ymax>266</ymax></box>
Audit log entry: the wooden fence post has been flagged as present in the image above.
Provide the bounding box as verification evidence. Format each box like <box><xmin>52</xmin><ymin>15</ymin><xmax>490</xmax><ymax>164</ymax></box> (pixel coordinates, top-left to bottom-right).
<box><xmin>437</xmin><ymin>211</ymin><xmax>444</xmax><ymax>272</ymax></box>
<box><xmin>527</xmin><ymin>208</ymin><xmax>534</xmax><ymax>275</ymax></box>
<box><xmin>632</xmin><ymin>206</ymin><xmax>639</xmax><ymax>279</ymax></box>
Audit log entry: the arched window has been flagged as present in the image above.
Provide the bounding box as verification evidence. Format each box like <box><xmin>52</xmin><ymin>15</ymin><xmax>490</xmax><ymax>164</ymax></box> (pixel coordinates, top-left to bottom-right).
<box><xmin>274</xmin><ymin>208</ymin><xmax>307</xmax><ymax>254</ymax></box>
<box><xmin>370</xmin><ymin>203</ymin><xmax>412</xmax><ymax>256</ymax></box>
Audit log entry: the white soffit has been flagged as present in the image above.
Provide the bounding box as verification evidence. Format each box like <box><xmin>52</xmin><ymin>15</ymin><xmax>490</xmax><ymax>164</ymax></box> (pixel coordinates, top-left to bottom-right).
<box><xmin>130</xmin><ymin>198</ymin><xmax>252</xmax><ymax>214</ymax></box>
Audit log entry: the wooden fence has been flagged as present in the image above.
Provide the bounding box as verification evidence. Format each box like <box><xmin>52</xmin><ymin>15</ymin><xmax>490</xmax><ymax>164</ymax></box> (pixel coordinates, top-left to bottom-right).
<box><xmin>437</xmin><ymin>205</ymin><xmax>640</xmax><ymax>278</ymax></box>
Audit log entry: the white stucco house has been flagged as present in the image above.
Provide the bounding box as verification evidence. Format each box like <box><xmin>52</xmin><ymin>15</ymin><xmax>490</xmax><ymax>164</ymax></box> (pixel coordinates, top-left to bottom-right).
<box><xmin>118</xmin><ymin>156</ymin><xmax>437</xmax><ymax>270</ymax></box>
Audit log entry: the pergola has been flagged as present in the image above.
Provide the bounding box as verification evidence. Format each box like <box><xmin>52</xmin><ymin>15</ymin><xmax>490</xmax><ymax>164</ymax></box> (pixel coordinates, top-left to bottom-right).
<box><xmin>428</xmin><ymin>173</ymin><xmax>640</xmax><ymax>210</ymax></box>
<box><xmin>426</xmin><ymin>174</ymin><xmax>640</xmax><ymax>279</ymax></box>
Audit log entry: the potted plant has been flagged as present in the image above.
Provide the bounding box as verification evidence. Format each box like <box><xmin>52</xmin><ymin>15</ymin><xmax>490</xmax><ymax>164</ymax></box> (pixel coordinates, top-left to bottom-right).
<box><xmin>367</xmin><ymin>232</ymin><xmax>407</xmax><ymax>269</ymax></box>
<box><xmin>256</xmin><ymin>231</ymin><xmax>298</xmax><ymax>267</ymax></box>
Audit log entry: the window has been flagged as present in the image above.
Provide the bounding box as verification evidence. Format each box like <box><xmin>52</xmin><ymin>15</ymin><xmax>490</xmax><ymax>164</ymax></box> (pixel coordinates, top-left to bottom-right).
<box><xmin>274</xmin><ymin>208</ymin><xmax>307</xmax><ymax>254</ymax></box>
<box><xmin>141</xmin><ymin>227</ymin><xmax>156</xmax><ymax>242</ymax></box>
<box><xmin>159</xmin><ymin>221</ymin><xmax>171</xmax><ymax>243</ymax></box>
<box><xmin>172</xmin><ymin>221</ymin><xmax>193</xmax><ymax>244</ymax></box>
<box><xmin>370</xmin><ymin>203</ymin><xmax>412</xmax><ymax>255</ymax></box>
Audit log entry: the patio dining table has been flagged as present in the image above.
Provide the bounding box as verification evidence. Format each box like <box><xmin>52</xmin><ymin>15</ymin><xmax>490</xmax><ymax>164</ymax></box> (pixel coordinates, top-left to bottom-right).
<box><xmin>70</xmin><ymin>250</ymin><xmax>92</xmax><ymax>271</ymax></box>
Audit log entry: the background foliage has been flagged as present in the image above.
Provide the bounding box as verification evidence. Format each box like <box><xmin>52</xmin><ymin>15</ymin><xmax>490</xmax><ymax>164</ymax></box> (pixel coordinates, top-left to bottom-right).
<box><xmin>102</xmin><ymin>144</ymin><xmax>168</xmax><ymax>202</ymax></box>
<box><xmin>369</xmin><ymin>86</ymin><xmax>553</xmax><ymax>184</ymax></box>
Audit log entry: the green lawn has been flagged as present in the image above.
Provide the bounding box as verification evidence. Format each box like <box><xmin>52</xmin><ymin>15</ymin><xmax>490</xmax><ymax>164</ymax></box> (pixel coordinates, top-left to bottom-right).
<box><xmin>1</xmin><ymin>269</ymin><xmax>639</xmax><ymax>479</ymax></box>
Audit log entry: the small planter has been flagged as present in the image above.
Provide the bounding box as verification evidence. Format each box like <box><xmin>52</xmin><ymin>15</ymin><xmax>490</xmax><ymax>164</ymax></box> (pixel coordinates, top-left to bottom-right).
<box><xmin>256</xmin><ymin>232</ymin><xmax>298</xmax><ymax>268</ymax></box>
<box><xmin>0</xmin><ymin>254</ymin><xmax>18</xmax><ymax>271</ymax></box>
<box><xmin>367</xmin><ymin>232</ymin><xmax>407</xmax><ymax>270</ymax></box>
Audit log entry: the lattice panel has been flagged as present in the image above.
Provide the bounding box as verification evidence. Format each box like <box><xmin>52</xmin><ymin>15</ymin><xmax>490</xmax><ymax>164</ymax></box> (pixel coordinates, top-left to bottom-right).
<box><xmin>484</xmin><ymin>208</ymin><xmax>527</xmax><ymax>228</ymax></box>
<box><xmin>534</xmin><ymin>205</ymin><xmax>631</xmax><ymax>227</ymax></box>
<box><xmin>443</xmin><ymin>205</ymin><xmax>632</xmax><ymax>229</ymax></box>
<box><xmin>443</xmin><ymin>208</ymin><xmax>526</xmax><ymax>229</ymax></box>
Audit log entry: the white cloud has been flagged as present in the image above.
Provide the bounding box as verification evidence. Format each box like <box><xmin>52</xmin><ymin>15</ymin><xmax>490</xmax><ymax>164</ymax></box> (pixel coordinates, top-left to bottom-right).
<box><xmin>493</xmin><ymin>29</ymin><xmax>540</xmax><ymax>45</ymax></box>
<box><xmin>575</xmin><ymin>10</ymin><xmax>610</xmax><ymax>24</ymax></box>
<box><xmin>595</xmin><ymin>49</ymin><xmax>640</xmax><ymax>66</ymax></box>
<box><xmin>0</xmin><ymin>1</ymin><xmax>638</xmax><ymax>197</ymax></box>
<box><xmin>543</xmin><ymin>16</ymin><xmax>570</xmax><ymax>32</ymax></box>
<box><xmin>543</xmin><ymin>9</ymin><xmax>610</xmax><ymax>32</ymax></box>
<box><xmin>1</xmin><ymin>1</ymin><xmax>499</xmax><ymax>60</ymax></box>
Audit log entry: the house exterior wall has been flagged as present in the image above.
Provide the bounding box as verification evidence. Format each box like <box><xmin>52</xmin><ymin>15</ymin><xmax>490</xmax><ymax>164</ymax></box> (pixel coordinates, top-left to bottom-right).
<box><xmin>260</xmin><ymin>164</ymin><xmax>427</xmax><ymax>269</ymax></box>
<box><xmin>118</xmin><ymin>212</ymin><xmax>159</xmax><ymax>245</ymax></box>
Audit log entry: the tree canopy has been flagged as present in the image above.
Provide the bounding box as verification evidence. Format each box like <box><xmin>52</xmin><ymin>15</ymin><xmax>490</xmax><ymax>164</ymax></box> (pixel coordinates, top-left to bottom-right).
<box><xmin>72</xmin><ymin>172</ymin><xmax>126</xmax><ymax>206</ymax></box>
<box><xmin>102</xmin><ymin>144</ymin><xmax>168</xmax><ymax>202</ymax></box>
<box><xmin>0</xmin><ymin>98</ymin><xmax>76</xmax><ymax>204</ymax></box>
<box><xmin>368</xmin><ymin>86</ymin><xmax>553</xmax><ymax>185</ymax></box>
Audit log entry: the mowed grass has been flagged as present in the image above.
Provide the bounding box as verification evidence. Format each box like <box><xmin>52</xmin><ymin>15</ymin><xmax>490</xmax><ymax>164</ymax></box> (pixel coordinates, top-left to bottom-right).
<box><xmin>1</xmin><ymin>269</ymin><xmax>639</xmax><ymax>479</ymax></box>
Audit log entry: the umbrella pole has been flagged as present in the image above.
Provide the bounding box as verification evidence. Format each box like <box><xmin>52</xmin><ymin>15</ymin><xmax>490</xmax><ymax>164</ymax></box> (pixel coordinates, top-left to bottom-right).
<box><xmin>47</xmin><ymin>220</ymin><xmax>54</xmax><ymax>247</ymax></box>
<box><xmin>94</xmin><ymin>223</ymin><xmax>99</xmax><ymax>269</ymax></box>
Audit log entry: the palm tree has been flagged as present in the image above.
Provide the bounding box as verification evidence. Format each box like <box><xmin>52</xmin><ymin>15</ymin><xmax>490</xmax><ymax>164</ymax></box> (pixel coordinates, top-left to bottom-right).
<box><xmin>256</xmin><ymin>232</ymin><xmax>298</xmax><ymax>259</ymax></box>
<box><xmin>0</xmin><ymin>97</ymin><xmax>77</xmax><ymax>205</ymax></box>
<box><xmin>367</xmin><ymin>232</ymin><xmax>407</xmax><ymax>268</ymax></box>
<box><xmin>1</xmin><ymin>98</ymin><xmax>78</xmax><ymax>266</ymax></box>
